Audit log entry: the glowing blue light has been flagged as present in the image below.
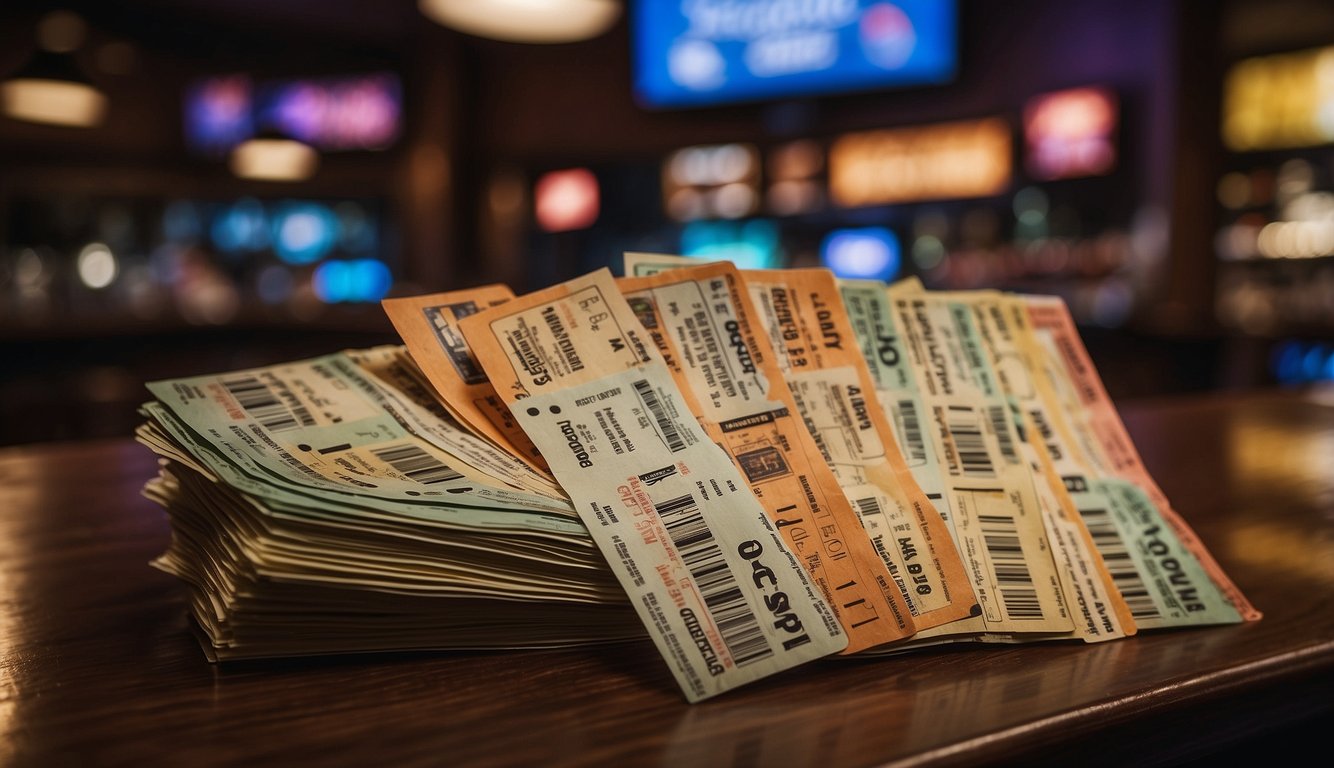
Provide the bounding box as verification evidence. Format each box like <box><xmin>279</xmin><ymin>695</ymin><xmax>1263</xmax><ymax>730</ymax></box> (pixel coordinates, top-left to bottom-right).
<box><xmin>273</xmin><ymin>202</ymin><xmax>337</xmax><ymax>265</ymax></box>
<box><xmin>821</xmin><ymin>227</ymin><xmax>901</xmax><ymax>281</ymax></box>
<box><xmin>680</xmin><ymin>219</ymin><xmax>780</xmax><ymax>270</ymax></box>
<box><xmin>313</xmin><ymin>259</ymin><xmax>393</xmax><ymax>303</ymax></box>
<box><xmin>1302</xmin><ymin>346</ymin><xmax>1327</xmax><ymax>381</ymax></box>
<box><xmin>211</xmin><ymin>198</ymin><xmax>268</xmax><ymax>254</ymax></box>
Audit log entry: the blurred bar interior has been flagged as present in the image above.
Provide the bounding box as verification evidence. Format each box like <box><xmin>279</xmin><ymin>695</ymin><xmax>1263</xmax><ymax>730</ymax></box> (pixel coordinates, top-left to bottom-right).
<box><xmin>3</xmin><ymin>0</ymin><xmax>1333</xmax><ymax>446</ymax></box>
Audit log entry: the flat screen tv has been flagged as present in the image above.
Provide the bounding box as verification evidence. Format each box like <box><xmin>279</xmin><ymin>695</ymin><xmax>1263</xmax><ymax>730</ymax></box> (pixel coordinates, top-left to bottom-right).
<box><xmin>633</xmin><ymin>0</ymin><xmax>957</xmax><ymax>108</ymax></box>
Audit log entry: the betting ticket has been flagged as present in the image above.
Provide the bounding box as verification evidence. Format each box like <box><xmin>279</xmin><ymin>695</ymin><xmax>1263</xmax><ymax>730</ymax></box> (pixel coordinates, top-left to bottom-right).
<box><xmin>735</xmin><ymin>268</ymin><xmax>976</xmax><ymax>630</ymax></box>
<box><xmin>457</xmin><ymin>269</ymin><xmax>845</xmax><ymax>701</ymax></box>
<box><xmin>384</xmin><ymin>286</ymin><xmax>552</xmax><ymax>477</ymax></box>
<box><xmin>1021</xmin><ymin>296</ymin><xmax>1254</xmax><ymax>624</ymax></box>
<box><xmin>964</xmin><ymin>296</ymin><xmax>1135</xmax><ymax>641</ymax></box>
<box><xmin>144</xmin><ymin>354</ymin><xmax>582</xmax><ymax>534</ymax></box>
<box><xmin>890</xmin><ymin>293</ymin><xmax>1073</xmax><ymax>637</ymax></box>
<box><xmin>625</xmin><ymin>254</ymin><xmax>975</xmax><ymax>630</ymax></box>
<box><xmin>344</xmin><ymin>345</ymin><xmax>566</xmax><ymax>500</ymax></box>
<box><xmin>618</xmin><ymin>261</ymin><xmax>916</xmax><ymax>651</ymax></box>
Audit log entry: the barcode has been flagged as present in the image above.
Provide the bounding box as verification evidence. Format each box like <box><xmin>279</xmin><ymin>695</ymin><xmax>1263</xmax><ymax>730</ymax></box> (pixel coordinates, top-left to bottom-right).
<box><xmin>947</xmin><ymin>406</ymin><xmax>995</xmax><ymax>476</ymax></box>
<box><xmin>853</xmin><ymin>496</ymin><xmax>883</xmax><ymax>519</ymax></box>
<box><xmin>977</xmin><ymin>513</ymin><xmax>1044</xmax><ymax>620</ymax></box>
<box><xmin>987</xmin><ymin>405</ymin><xmax>1019</xmax><ymax>464</ymax></box>
<box><xmin>655</xmin><ymin>493</ymin><xmax>772</xmax><ymax>667</ymax></box>
<box><xmin>222</xmin><ymin>374</ymin><xmax>315</xmax><ymax>433</ymax></box>
<box><xmin>1078</xmin><ymin>506</ymin><xmax>1161</xmax><ymax>621</ymax></box>
<box><xmin>897</xmin><ymin>399</ymin><xmax>927</xmax><ymax>463</ymax></box>
<box><xmin>370</xmin><ymin>443</ymin><xmax>463</xmax><ymax>485</ymax></box>
<box><xmin>634</xmin><ymin>379</ymin><xmax>686</xmax><ymax>452</ymax></box>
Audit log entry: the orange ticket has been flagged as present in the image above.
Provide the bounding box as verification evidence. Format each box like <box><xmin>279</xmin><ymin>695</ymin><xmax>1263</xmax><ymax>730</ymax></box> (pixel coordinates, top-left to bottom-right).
<box><xmin>384</xmin><ymin>286</ymin><xmax>551</xmax><ymax>478</ymax></box>
<box><xmin>739</xmin><ymin>268</ymin><xmax>977</xmax><ymax>630</ymax></box>
<box><xmin>457</xmin><ymin>269</ymin><xmax>846</xmax><ymax>701</ymax></box>
<box><xmin>618</xmin><ymin>261</ymin><xmax>917</xmax><ymax>650</ymax></box>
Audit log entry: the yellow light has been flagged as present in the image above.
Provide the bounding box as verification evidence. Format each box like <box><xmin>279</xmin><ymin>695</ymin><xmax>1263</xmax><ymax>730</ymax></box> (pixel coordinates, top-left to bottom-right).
<box><xmin>1222</xmin><ymin>46</ymin><xmax>1334</xmax><ymax>151</ymax></box>
<box><xmin>418</xmin><ymin>0</ymin><xmax>620</xmax><ymax>43</ymax></box>
<box><xmin>229</xmin><ymin>137</ymin><xmax>319</xmax><ymax>182</ymax></box>
<box><xmin>1</xmin><ymin>78</ymin><xmax>105</xmax><ymax>127</ymax></box>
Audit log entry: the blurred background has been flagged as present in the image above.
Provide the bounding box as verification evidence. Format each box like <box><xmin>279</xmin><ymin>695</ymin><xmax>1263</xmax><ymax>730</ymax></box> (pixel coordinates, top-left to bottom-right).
<box><xmin>2</xmin><ymin>0</ymin><xmax>1332</xmax><ymax>447</ymax></box>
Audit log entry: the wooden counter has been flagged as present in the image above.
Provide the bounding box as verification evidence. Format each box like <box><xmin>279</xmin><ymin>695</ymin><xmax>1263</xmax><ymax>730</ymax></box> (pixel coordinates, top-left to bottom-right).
<box><xmin>2</xmin><ymin>387</ymin><xmax>1331</xmax><ymax>766</ymax></box>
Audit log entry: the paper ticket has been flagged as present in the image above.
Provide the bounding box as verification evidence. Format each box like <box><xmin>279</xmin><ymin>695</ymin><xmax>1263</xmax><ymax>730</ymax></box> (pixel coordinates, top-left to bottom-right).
<box><xmin>144</xmin><ymin>354</ymin><xmax>582</xmax><ymax>532</ymax></box>
<box><xmin>732</xmin><ymin>268</ymin><xmax>976</xmax><ymax>629</ymax></box>
<box><xmin>383</xmin><ymin>286</ymin><xmax>552</xmax><ymax>477</ymax></box>
<box><xmin>964</xmin><ymin>297</ymin><xmax>1134</xmax><ymax>642</ymax></box>
<box><xmin>838</xmin><ymin>279</ymin><xmax>955</xmax><ymax>517</ymax></box>
<box><xmin>1022</xmin><ymin>295</ymin><xmax>1255</xmax><ymax>623</ymax></box>
<box><xmin>457</xmin><ymin>269</ymin><xmax>845</xmax><ymax>701</ymax></box>
<box><xmin>890</xmin><ymin>293</ymin><xmax>1073</xmax><ymax>637</ymax></box>
<box><xmin>343</xmin><ymin>346</ymin><xmax>567</xmax><ymax>501</ymax></box>
<box><xmin>617</xmin><ymin>261</ymin><xmax>918</xmax><ymax>650</ymax></box>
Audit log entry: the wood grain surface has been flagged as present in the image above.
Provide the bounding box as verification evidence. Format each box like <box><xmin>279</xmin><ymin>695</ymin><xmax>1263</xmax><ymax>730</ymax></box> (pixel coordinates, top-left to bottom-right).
<box><xmin>1</xmin><ymin>388</ymin><xmax>1331</xmax><ymax>767</ymax></box>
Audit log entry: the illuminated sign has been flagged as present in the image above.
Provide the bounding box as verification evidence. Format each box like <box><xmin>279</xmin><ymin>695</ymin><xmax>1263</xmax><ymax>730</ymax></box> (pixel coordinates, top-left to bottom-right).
<box><xmin>1223</xmin><ymin>46</ymin><xmax>1334</xmax><ymax>151</ymax></box>
<box><xmin>185</xmin><ymin>76</ymin><xmax>252</xmax><ymax>152</ymax></box>
<box><xmin>1024</xmin><ymin>87</ymin><xmax>1117</xmax><ymax>180</ymax></box>
<box><xmin>186</xmin><ymin>73</ymin><xmax>402</xmax><ymax>153</ymax></box>
<box><xmin>829</xmin><ymin>117</ymin><xmax>1011</xmax><ymax>206</ymax></box>
<box><xmin>663</xmin><ymin>143</ymin><xmax>761</xmax><ymax>221</ymax></box>
<box><xmin>633</xmin><ymin>0</ymin><xmax>956</xmax><ymax>108</ymax></box>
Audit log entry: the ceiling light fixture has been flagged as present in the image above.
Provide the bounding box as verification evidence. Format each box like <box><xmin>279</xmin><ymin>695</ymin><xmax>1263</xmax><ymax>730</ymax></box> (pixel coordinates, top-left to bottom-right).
<box><xmin>2</xmin><ymin>11</ymin><xmax>106</xmax><ymax>128</ymax></box>
<box><xmin>417</xmin><ymin>0</ymin><xmax>620</xmax><ymax>44</ymax></box>
<box><xmin>229</xmin><ymin>131</ymin><xmax>320</xmax><ymax>182</ymax></box>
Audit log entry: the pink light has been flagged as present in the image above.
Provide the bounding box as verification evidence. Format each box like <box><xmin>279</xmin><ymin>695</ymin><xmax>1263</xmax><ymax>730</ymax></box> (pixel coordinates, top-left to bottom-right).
<box><xmin>535</xmin><ymin>168</ymin><xmax>599</xmax><ymax>233</ymax></box>
<box><xmin>1025</xmin><ymin>87</ymin><xmax>1117</xmax><ymax>180</ymax></box>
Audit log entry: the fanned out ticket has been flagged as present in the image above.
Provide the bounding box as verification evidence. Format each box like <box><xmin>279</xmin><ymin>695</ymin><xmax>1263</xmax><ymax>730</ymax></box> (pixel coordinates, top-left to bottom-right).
<box><xmin>838</xmin><ymin>280</ymin><xmax>953</xmax><ymax>528</ymax></box>
<box><xmin>456</xmin><ymin>269</ymin><xmax>846</xmax><ymax>701</ymax></box>
<box><xmin>625</xmin><ymin>254</ymin><xmax>976</xmax><ymax>631</ymax></box>
<box><xmin>617</xmin><ymin>261</ymin><xmax>916</xmax><ymax>651</ymax></box>
<box><xmin>889</xmin><ymin>292</ymin><xmax>1074</xmax><ymax>638</ymax></box>
<box><xmin>736</xmin><ymin>268</ymin><xmax>977</xmax><ymax>630</ymax></box>
<box><xmin>1021</xmin><ymin>296</ymin><xmax>1255</xmax><ymax>624</ymax></box>
<box><xmin>384</xmin><ymin>286</ymin><xmax>552</xmax><ymax>478</ymax></box>
<box><xmin>345</xmin><ymin>345</ymin><xmax>566</xmax><ymax>501</ymax></box>
<box><xmin>144</xmin><ymin>354</ymin><xmax>579</xmax><ymax>527</ymax></box>
<box><xmin>956</xmin><ymin>295</ymin><xmax>1135</xmax><ymax>642</ymax></box>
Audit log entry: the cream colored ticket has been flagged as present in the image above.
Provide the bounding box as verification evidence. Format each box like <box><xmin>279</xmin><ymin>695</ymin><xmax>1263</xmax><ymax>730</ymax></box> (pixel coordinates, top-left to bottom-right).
<box><xmin>966</xmin><ymin>297</ymin><xmax>1134</xmax><ymax>642</ymax></box>
<box><xmin>143</xmin><ymin>354</ymin><xmax>578</xmax><ymax>526</ymax></box>
<box><xmin>458</xmin><ymin>269</ymin><xmax>846</xmax><ymax>701</ymax></box>
<box><xmin>618</xmin><ymin>261</ymin><xmax>917</xmax><ymax>651</ymax></box>
<box><xmin>384</xmin><ymin>286</ymin><xmax>552</xmax><ymax>477</ymax></box>
<box><xmin>890</xmin><ymin>293</ymin><xmax>1073</xmax><ymax>637</ymax></box>
<box><xmin>343</xmin><ymin>346</ymin><xmax>566</xmax><ymax>500</ymax></box>
<box><xmin>1021</xmin><ymin>295</ymin><xmax>1254</xmax><ymax>624</ymax></box>
<box><xmin>624</xmin><ymin>255</ymin><xmax>975</xmax><ymax>631</ymax></box>
<box><xmin>737</xmin><ymin>268</ymin><xmax>976</xmax><ymax>631</ymax></box>
<box><xmin>837</xmin><ymin>280</ymin><xmax>951</xmax><ymax>527</ymax></box>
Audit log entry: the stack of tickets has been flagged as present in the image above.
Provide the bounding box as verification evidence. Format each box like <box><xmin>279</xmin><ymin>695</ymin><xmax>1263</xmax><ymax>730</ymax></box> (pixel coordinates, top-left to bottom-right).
<box><xmin>139</xmin><ymin>255</ymin><xmax>1257</xmax><ymax>701</ymax></box>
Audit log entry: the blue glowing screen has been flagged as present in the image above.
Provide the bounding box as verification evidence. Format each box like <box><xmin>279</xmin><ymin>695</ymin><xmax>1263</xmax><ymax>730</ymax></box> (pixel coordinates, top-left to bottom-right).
<box><xmin>313</xmin><ymin>259</ymin><xmax>393</xmax><ymax>303</ymax></box>
<box><xmin>634</xmin><ymin>0</ymin><xmax>956</xmax><ymax>108</ymax></box>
